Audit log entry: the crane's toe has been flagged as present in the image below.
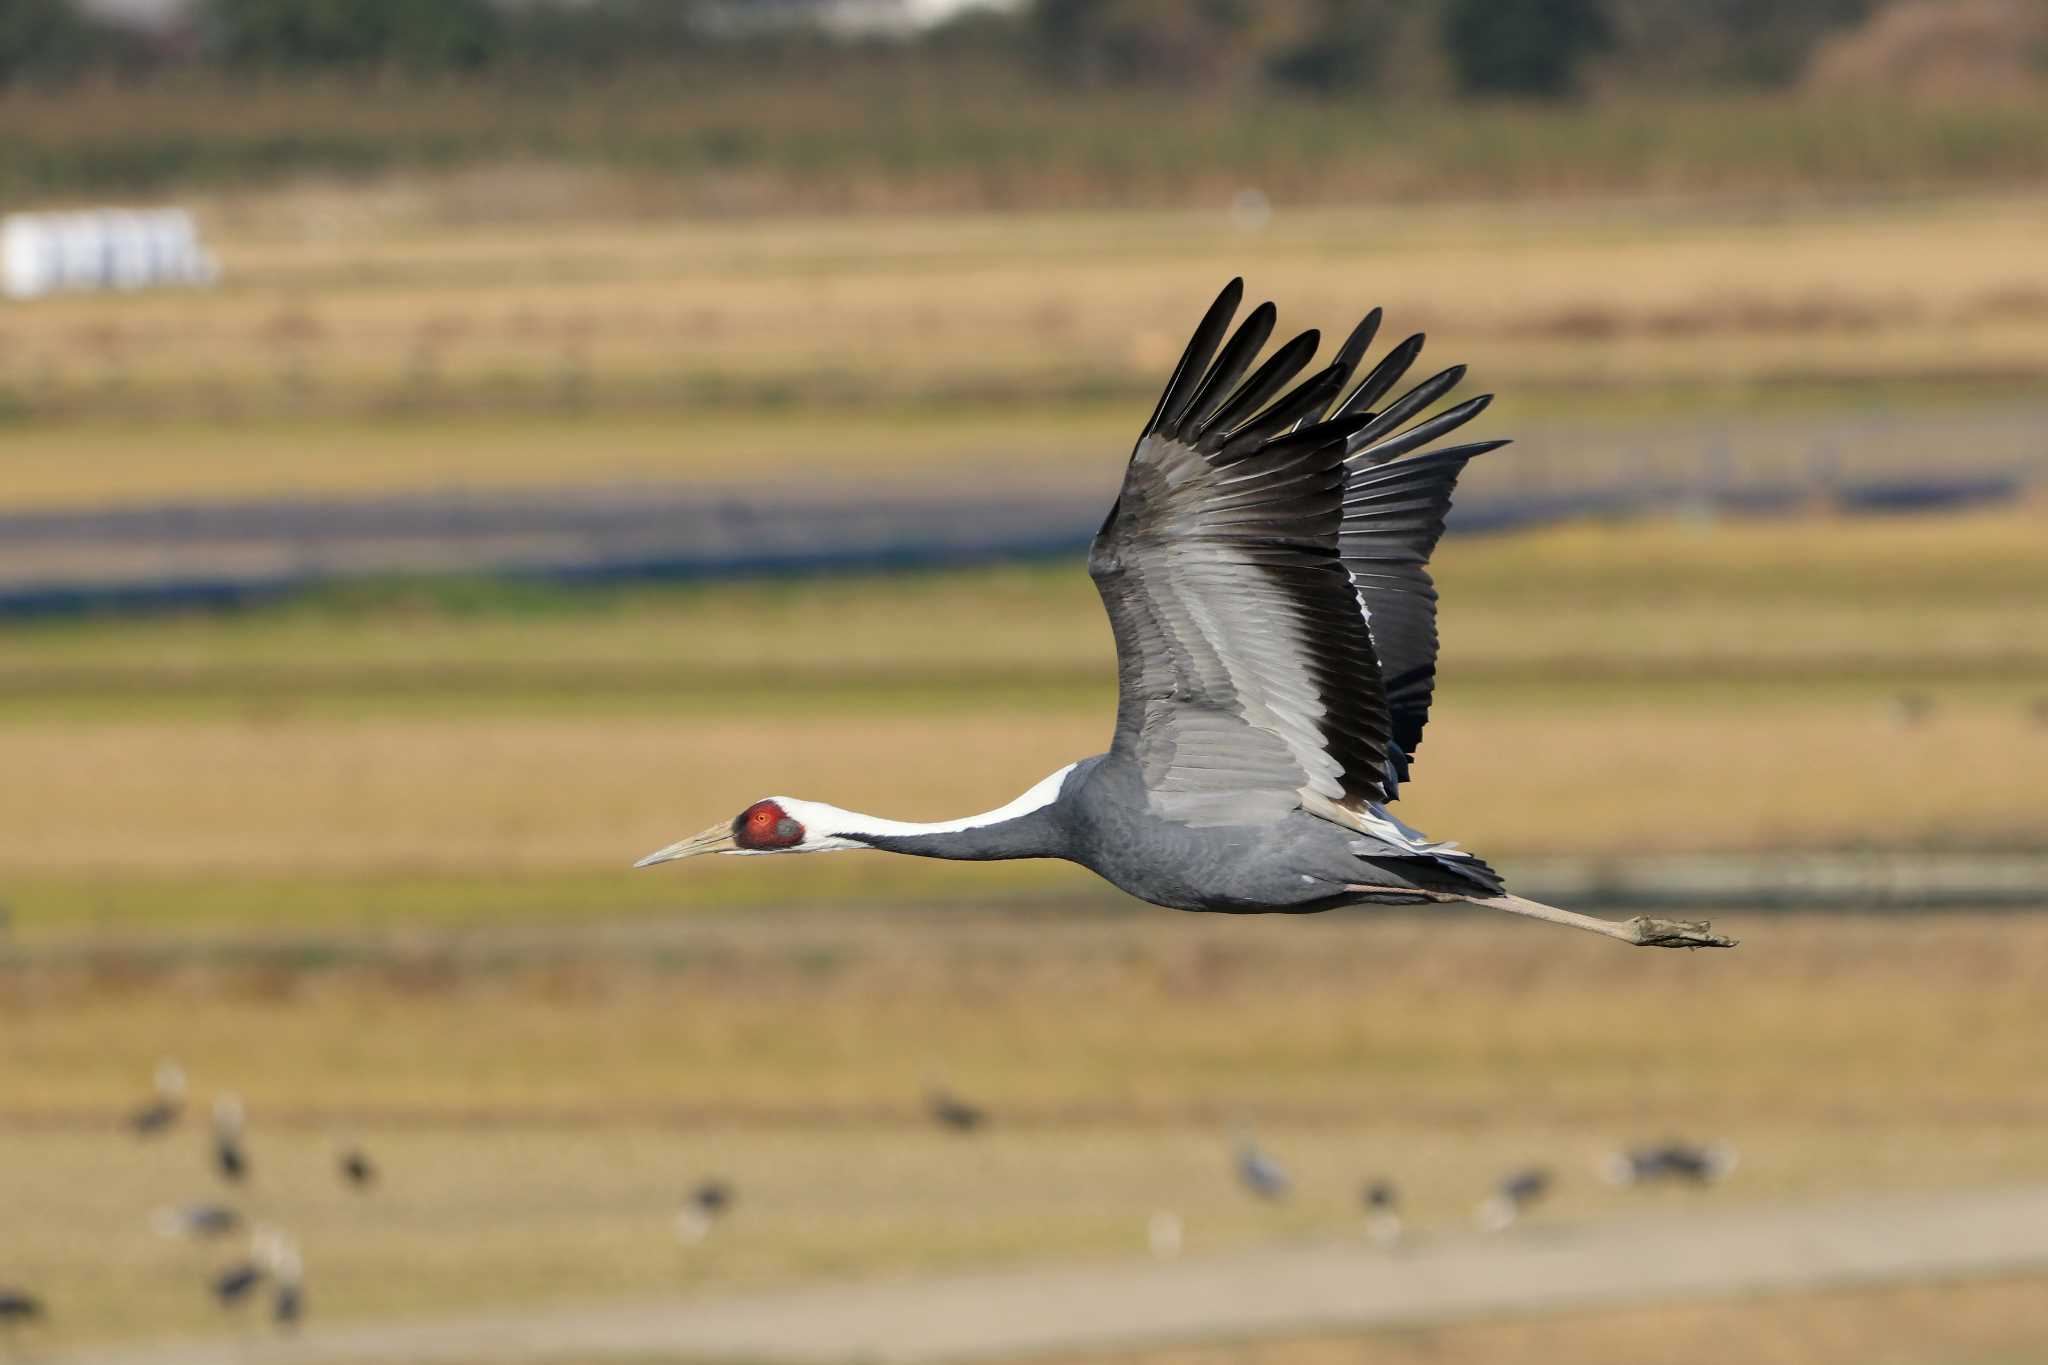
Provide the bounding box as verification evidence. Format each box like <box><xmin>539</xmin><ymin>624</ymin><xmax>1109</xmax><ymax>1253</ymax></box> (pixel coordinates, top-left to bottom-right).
<box><xmin>1625</xmin><ymin>916</ymin><xmax>1737</xmax><ymax>949</ymax></box>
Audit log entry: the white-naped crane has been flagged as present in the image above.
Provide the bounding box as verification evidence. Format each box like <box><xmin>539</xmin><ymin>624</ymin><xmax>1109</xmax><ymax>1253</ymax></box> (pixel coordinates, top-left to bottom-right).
<box><xmin>127</xmin><ymin>1059</ymin><xmax>186</xmax><ymax>1138</ymax></box>
<box><xmin>926</xmin><ymin>1087</ymin><xmax>988</xmax><ymax>1133</ymax></box>
<box><xmin>213</xmin><ymin>1095</ymin><xmax>249</xmax><ymax>1184</ymax></box>
<box><xmin>675</xmin><ymin>1179</ymin><xmax>735</xmax><ymax>1245</ymax></box>
<box><xmin>1477</xmin><ymin>1166</ymin><xmax>1553</xmax><ymax>1231</ymax></box>
<box><xmin>1234</xmin><ymin>1133</ymin><xmax>1291</xmax><ymax>1202</ymax></box>
<box><xmin>152</xmin><ymin>1202</ymin><xmax>243</xmax><ymax>1241</ymax></box>
<box><xmin>270</xmin><ymin>1239</ymin><xmax>305</xmax><ymax>1330</ymax></box>
<box><xmin>1360</xmin><ymin>1177</ymin><xmax>1402</xmax><ymax>1246</ymax></box>
<box><xmin>1601</xmin><ymin>1140</ymin><xmax>1738</xmax><ymax>1188</ymax></box>
<box><xmin>337</xmin><ymin>1142</ymin><xmax>377</xmax><ymax>1191</ymax></box>
<box><xmin>636</xmin><ymin>281</ymin><xmax>1732</xmax><ymax>950</ymax></box>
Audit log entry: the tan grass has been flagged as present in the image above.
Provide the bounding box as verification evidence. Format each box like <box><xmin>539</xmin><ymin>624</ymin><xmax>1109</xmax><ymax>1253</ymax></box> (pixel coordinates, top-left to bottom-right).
<box><xmin>1063</xmin><ymin>1275</ymin><xmax>2048</xmax><ymax>1365</ymax></box>
<box><xmin>2</xmin><ymin>912</ymin><xmax>2046</xmax><ymax>1348</ymax></box>
<box><xmin>3</xmin><ymin>195</ymin><xmax>2046</xmax><ymax>503</ymax></box>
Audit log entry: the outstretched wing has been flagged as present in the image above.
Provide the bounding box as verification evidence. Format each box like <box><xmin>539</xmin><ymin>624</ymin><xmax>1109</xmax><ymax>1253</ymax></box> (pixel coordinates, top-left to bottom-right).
<box><xmin>1342</xmin><ymin>441</ymin><xmax>1500</xmax><ymax>794</ymax></box>
<box><xmin>1090</xmin><ymin>280</ymin><xmax>1502</xmax><ymax>825</ymax></box>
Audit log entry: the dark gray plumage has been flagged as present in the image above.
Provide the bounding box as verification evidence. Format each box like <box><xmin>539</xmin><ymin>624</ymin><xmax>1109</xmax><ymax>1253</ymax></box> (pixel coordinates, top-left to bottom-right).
<box><xmin>637</xmin><ymin>281</ymin><xmax>1733</xmax><ymax>950</ymax></box>
<box><xmin>1234</xmin><ymin>1137</ymin><xmax>1291</xmax><ymax>1201</ymax></box>
<box><xmin>127</xmin><ymin>1060</ymin><xmax>186</xmax><ymax>1138</ymax></box>
<box><xmin>1603</xmin><ymin>1141</ymin><xmax>1737</xmax><ymax>1187</ymax></box>
<box><xmin>926</xmin><ymin>1088</ymin><xmax>987</xmax><ymax>1133</ymax></box>
<box><xmin>213</xmin><ymin>1095</ymin><xmax>248</xmax><ymax>1184</ymax></box>
<box><xmin>153</xmin><ymin>1203</ymin><xmax>242</xmax><ymax>1241</ymax></box>
<box><xmin>0</xmin><ymin>1289</ymin><xmax>42</xmax><ymax>1323</ymax></box>
<box><xmin>1478</xmin><ymin>1166</ymin><xmax>1553</xmax><ymax>1230</ymax></box>
<box><xmin>212</xmin><ymin>1261</ymin><xmax>265</xmax><ymax>1307</ymax></box>
<box><xmin>339</xmin><ymin>1145</ymin><xmax>376</xmax><ymax>1190</ymax></box>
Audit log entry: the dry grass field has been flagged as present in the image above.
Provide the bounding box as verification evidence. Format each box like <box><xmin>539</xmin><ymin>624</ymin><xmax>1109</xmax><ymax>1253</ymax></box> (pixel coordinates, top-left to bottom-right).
<box><xmin>2</xmin><ymin>501</ymin><xmax>2043</xmax><ymax>935</ymax></box>
<box><xmin>3</xmin><ymin>911</ymin><xmax>2047</xmax><ymax>1350</ymax></box>
<box><xmin>1066</xmin><ymin>1276</ymin><xmax>2048</xmax><ymax>1365</ymax></box>
<box><xmin>3</xmin><ymin>192</ymin><xmax>2045</xmax><ymax>508</ymax></box>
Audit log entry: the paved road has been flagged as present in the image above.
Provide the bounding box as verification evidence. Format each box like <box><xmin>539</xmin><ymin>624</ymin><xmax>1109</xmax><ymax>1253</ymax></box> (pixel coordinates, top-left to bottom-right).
<box><xmin>58</xmin><ymin>1184</ymin><xmax>2048</xmax><ymax>1365</ymax></box>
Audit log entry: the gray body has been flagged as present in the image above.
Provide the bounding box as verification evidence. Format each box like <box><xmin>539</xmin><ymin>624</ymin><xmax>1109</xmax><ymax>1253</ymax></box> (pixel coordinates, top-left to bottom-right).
<box><xmin>856</xmin><ymin>754</ymin><xmax>1494</xmax><ymax>913</ymax></box>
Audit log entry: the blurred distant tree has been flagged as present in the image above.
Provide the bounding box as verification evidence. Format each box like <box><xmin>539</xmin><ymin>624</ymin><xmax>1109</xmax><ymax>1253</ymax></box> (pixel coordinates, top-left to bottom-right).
<box><xmin>1264</xmin><ymin>0</ymin><xmax>1392</xmax><ymax>94</ymax></box>
<box><xmin>203</xmin><ymin>0</ymin><xmax>504</xmax><ymax>71</ymax></box>
<box><xmin>501</xmin><ymin>0</ymin><xmax>712</xmax><ymax>71</ymax></box>
<box><xmin>1441</xmin><ymin>0</ymin><xmax>1610</xmax><ymax>96</ymax></box>
<box><xmin>1030</xmin><ymin>0</ymin><xmax>1258</xmax><ymax>84</ymax></box>
<box><xmin>1608</xmin><ymin>0</ymin><xmax>1871</xmax><ymax>88</ymax></box>
<box><xmin>0</xmin><ymin>0</ymin><xmax>108</xmax><ymax>84</ymax></box>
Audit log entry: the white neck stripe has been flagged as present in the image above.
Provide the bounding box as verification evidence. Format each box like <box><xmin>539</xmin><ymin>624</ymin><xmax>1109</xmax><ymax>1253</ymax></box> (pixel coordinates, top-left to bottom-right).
<box><xmin>765</xmin><ymin>764</ymin><xmax>1075</xmax><ymax>851</ymax></box>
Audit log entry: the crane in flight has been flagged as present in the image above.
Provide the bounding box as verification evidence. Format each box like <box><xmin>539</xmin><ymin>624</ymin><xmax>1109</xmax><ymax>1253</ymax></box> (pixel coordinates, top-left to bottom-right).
<box><xmin>638</xmin><ymin>280</ymin><xmax>1732</xmax><ymax>951</ymax></box>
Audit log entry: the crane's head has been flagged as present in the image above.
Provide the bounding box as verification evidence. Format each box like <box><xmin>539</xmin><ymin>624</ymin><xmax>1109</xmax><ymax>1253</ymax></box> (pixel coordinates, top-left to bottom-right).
<box><xmin>635</xmin><ymin>797</ymin><xmax>842</xmax><ymax>867</ymax></box>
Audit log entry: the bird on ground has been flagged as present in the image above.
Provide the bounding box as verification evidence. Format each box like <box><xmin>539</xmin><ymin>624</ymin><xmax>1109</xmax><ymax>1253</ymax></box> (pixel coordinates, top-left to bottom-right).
<box><xmin>926</xmin><ymin>1088</ymin><xmax>987</xmax><ymax>1133</ymax></box>
<box><xmin>271</xmin><ymin>1240</ymin><xmax>304</xmax><ymax>1330</ymax></box>
<box><xmin>1234</xmin><ymin>1135</ymin><xmax>1291</xmax><ymax>1202</ymax></box>
<box><xmin>635</xmin><ymin>281</ymin><xmax>1731</xmax><ymax>951</ymax></box>
<box><xmin>213</xmin><ymin>1095</ymin><xmax>248</xmax><ymax>1183</ymax></box>
<box><xmin>1476</xmin><ymin>1167</ymin><xmax>1553</xmax><ymax>1231</ymax></box>
<box><xmin>338</xmin><ymin>1143</ymin><xmax>377</xmax><ymax>1190</ymax></box>
<box><xmin>1360</xmin><ymin>1178</ymin><xmax>1402</xmax><ymax>1246</ymax></box>
<box><xmin>0</xmin><ymin>1288</ymin><xmax>42</xmax><ymax>1325</ymax></box>
<box><xmin>152</xmin><ymin>1202</ymin><xmax>243</xmax><ymax>1241</ymax></box>
<box><xmin>675</xmin><ymin>1179</ymin><xmax>735</xmax><ymax>1244</ymax></box>
<box><xmin>1601</xmin><ymin>1141</ymin><xmax>1737</xmax><ymax>1188</ymax></box>
<box><xmin>211</xmin><ymin>1260</ymin><xmax>265</xmax><ymax>1308</ymax></box>
<box><xmin>212</xmin><ymin>1228</ymin><xmax>289</xmax><ymax>1311</ymax></box>
<box><xmin>127</xmin><ymin>1059</ymin><xmax>187</xmax><ymax>1138</ymax></box>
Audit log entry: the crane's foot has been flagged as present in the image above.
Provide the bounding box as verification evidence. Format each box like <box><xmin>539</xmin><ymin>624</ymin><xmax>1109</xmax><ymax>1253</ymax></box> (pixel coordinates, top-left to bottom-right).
<box><xmin>1620</xmin><ymin>915</ymin><xmax>1737</xmax><ymax>949</ymax></box>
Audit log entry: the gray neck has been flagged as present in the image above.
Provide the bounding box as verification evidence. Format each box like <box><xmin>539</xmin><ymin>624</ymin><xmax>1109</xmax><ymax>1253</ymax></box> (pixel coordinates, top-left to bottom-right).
<box><xmin>847</xmin><ymin>809</ymin><xmax>1064</xmax><ymax>862</ymax></box>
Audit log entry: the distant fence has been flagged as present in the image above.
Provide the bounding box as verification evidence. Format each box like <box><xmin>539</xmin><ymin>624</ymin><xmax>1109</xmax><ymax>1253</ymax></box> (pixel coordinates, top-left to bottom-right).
<box><xmin>1</xmin><ymin>209</ymin><xmax>219</xmax><ymax>301</ymax></box>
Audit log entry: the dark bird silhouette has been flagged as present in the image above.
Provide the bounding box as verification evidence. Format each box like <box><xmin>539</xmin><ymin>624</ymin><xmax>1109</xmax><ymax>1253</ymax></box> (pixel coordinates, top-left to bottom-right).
<box><xmin>676</xmin><ymin>1179</ymin><xmax>735</xmax><ymax>1244</ymax></box>
<box><xmin>636</xmin><ymin>280</ymin><xmax>1731</xmax><ymax>952</ymax></box>
<box><xmin>271</xmin><ymin>1240</ymin><xmax>304</xmax><ymax>1330</ymax></box>
<box><xmin>127</xmin><ymin>1060</ymin><xmax>186</xmax><ymax>1138</ymax></box>
<box><xmin>338</xmin><ymin>1144</ymin><xmax>376</xmax><ymax>1190</ymax></box>
<box><xmin>926</xmin><ymin>1088</ymin><xmax>987</xmax><ymax>1133</ymax></box>
<box><xmin>152</xmin><ymin>1203</ymin><xmax>242</xmax><ymax>1241</ymax></box>
<box><xmin>212</xmin><ymin>1261</ymin><xmax>265</xmax><ymax>1308</ymax></box>
<box><xmin>1477</xmin><ymin>1167</ymin><xmax>1552</xmax><ymax>1230</ymax></box>
<box><xmin>1360</xmin><ymin>1178</ymin><xmax>1402</xmax><ymax>1246</ymax></box>
<box><xmin>0</xmin><ymin>1288</ymin><xmax>42</xmax><ymax>1323</ymax></box>
<box><xmin>1602</xmin><ymin>1141</ymin><xmax>1737</xmax><ymax>1187</ymax></box>
<box><xmin>213</xmin><ymin>1095</ymin><xmax>248</xmax><ymax>1184</ymax></box>
<box><xmin>1234</xmin><ymin>1135</ymin><xmax>1291</xmax><ymax>1202</ymax></box>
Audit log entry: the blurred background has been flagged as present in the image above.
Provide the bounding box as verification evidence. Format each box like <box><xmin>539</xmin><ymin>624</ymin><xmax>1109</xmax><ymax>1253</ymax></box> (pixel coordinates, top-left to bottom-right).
<box><xmin>1</xmin><ymin>0</ymin><xmax>2046</xmax><ymax>1361</ymax></box>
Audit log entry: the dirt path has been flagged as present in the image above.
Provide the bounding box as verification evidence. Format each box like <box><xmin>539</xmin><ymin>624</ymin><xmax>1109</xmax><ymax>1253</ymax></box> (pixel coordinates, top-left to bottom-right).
<box><xmin>57</xmin><ymin>1184</ymin><xmax>2048</xmax><ymax>1365</ymax></box>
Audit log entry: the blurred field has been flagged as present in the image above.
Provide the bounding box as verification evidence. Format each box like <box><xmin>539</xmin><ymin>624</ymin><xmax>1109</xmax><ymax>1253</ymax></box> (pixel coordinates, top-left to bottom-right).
<box><xmin>1066</xmin><ymin>1276</ymin><xmax>2048</xmax><ymax>1365</ymax></box>
<box><xmin>1</xmin><ymin>501</ymin><xmax>2043</xmax><ymax>934</ymax></box>
<box><xmin>3</xmin><ymin>192</ymin><xmax>2046</xmax><ymax>508</ymax></box>
<box><xmin>5</xmin><ymin>69</ymin><xmax>2047</xmax><ymax>206</ymax></box>
<box><xmin>4</xmin><ymin>910</ymin><xmax>2047</xmax><ymax>1350</ymax></box>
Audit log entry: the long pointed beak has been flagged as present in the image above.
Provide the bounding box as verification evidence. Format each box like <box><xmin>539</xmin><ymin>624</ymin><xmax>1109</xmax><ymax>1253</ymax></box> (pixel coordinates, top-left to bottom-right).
<box><xmin>634</xmin><ymin>823</ymin><xmax>737</xmax><ymax>868</ymax></box>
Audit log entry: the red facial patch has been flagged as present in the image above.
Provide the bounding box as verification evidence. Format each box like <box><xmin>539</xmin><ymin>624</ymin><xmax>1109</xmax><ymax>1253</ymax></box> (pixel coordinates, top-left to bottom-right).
<box><xmin>733</xmin><ymin>799</ymin><xmax>805</xmax><ymax>850</ymax></box>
